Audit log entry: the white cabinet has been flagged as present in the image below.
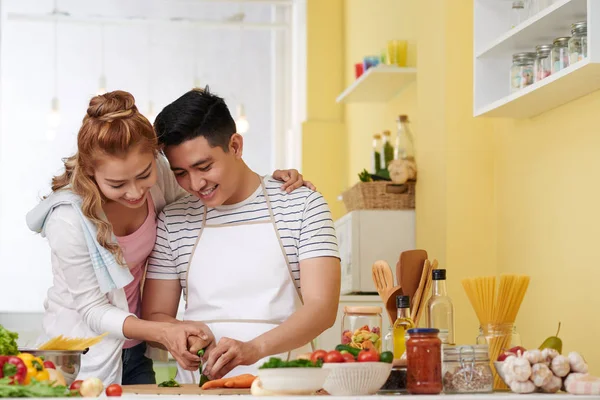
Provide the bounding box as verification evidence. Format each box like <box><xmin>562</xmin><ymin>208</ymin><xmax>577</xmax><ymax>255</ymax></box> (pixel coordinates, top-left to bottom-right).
<box><xmin>315</xmin><ymin>295</ymin><xmax>392</xmax><ymax>351</ymax></box>
<box><xmin>335</xmin><ymin>210</ymin><xmax>415</xmax><ymax>295</ymax></box>
<box><xmin>474</xmin><ymin>0</ymin><xmax>600</xmax><ymax>118</ymax></box>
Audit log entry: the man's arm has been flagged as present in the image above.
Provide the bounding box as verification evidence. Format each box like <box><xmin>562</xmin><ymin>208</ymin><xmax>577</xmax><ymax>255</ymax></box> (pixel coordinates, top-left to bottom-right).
<box><xmin>203</xmin><ymin>256</ymin><xmax>340</xmax><ymax>378</ymax></box>
<box><xmin>141</xmin><ymin>278</ymin><xmax>182</xmax><ymax>324</ymax></box>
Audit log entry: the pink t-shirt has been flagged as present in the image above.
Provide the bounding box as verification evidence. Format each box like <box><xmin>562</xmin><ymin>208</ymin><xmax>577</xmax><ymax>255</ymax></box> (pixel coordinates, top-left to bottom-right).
<box><xmin>115</xmin><ymin>195</ymin><xmax>157</xmax><ymax>349</ymax></box>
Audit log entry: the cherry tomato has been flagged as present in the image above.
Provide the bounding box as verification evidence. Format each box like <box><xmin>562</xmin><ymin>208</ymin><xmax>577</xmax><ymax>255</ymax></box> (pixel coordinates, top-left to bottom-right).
<box><xmin>342</xmin><ymin>353</ymin><xmax>355</xmax><ymax>362</ymax></box>
<box><xmin>106</xmin><ymin>384</ymin><xmax>123</xmax><ymax>397</ymax></box>
<box><xmin>324</xmin><ymin>350</ymin><xmax>344</xmax><ymax>363</ymax></box>
<box><xmin>310</xmin><ymin>350</ymin><xmax>327</xmax><ymax>363</ymax></box>
<box><xmin>357</xmin><ymin>350</ymin><xmax>380</xmax><ymax>362</ymax></box>
<box><xmin>43</xmin><ymin>360</ymin><xmax>56</xmax><ymax>369</ymax></box>
<box><xmin>70</xmin><ymin>380</ymin><xmax>83</xmax><ymax>391</ymax></box>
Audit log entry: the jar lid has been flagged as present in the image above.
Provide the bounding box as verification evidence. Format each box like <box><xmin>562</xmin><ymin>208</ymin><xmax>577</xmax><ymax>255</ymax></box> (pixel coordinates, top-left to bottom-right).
<box><xmin>535</xmin><ymin>44</ymin><xmax>553</xmax><ymax>53</ymax></box>
<box><xmin>571</xmin><ymin>21</ymin><xmax>587</xmax><ymax>34</ymax></box>
<box><xmin>512</xmin><ymin>52</ymin><xmax>536</xmax><ymax>61</ymax></box>
<box><xmin>383</xmin><ymin>130</ymin><xmax>391</xmax><ymax>136</ymax></box>
<box><xmin>397</xmin><ymin>115</ymin><xmax>408</xmax><ymax>122</ymax></box>
<box><xmin>443</xmin><ymin>345</ymin><xmax>490</xmax><ymax>360</ymax></box>
<box><xmin>373</xmin><ymin>133</ymin><xmax>382</xmax><ymax>139</ymax></box>
<box><xmin>553</xmin><ymin>37</ymin><xmax>571</xmax><ymax>46</ymax></box>
<box><xmin>344</xmin><ymin>306</ymin><xmax>382</xmax><ymax>315</ymax></box>
<box><xmin>407</xmin><ymin>328</ymin><xmax>439</xmax><ymax>335</ymax></box>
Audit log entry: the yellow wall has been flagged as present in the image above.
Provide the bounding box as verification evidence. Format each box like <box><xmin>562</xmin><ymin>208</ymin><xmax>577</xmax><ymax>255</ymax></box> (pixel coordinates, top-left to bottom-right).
<box><xmin>303</xmin><ymin>0</ymin><xmax>347</xmax><ymax>220</ymax></box>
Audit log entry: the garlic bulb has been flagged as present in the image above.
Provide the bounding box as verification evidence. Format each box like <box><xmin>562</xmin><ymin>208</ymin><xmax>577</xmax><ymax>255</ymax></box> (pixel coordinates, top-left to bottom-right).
<box><xmin>510</xmin><ymin>380</ymin><xmax>536</xmax><ymax>394</ymax></box>
<box><xmin>388</xmin><ymin>160</ymin><xmax>409</xmax><ymax>184</ymax></box>
<box><xmin>542</xmin><ymin>348</ymin><xmax>559</xmax><ymax>362</ymax></box>
<box><xmin>540</xmin><ymin>375</ymin><xmax>562</xmax><ymax>393</ymax></box>
<box><xmin>531</xmin><ymin>363</ymin><xmax>552</xmax><ymax>387</ymax></box>
<box><xmin>564</xmin><ymin>372</ymin><xmax>589</xmax><ymax>390</ymax></box>
<box><xmin>568</xmin><ymin>352</ymin><xmax>588</xmax><ymax>374</ymax></box>
<box><xmin>523</xmin><ymin>349</ymin><xmax>544</xmax><ymax>364</ymax></box>
<box><xmin>504</xmin><ymin>356</ymin><xmax>532</xmax><ymax>382</ymax></box>
<box><xmin>551</xmin><ymin>355</ymin><xmax>570</xmax><ymax>377</ymax></box>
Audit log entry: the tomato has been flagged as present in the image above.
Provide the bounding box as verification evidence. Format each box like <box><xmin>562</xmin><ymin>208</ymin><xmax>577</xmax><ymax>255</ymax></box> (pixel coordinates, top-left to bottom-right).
<box><xmin>379</xmin><ymin>351</ymin><xmax>393</xmax><ymax>364</ymax></box>
<box><xmin>324</xmin><ymin>350</ymin><xmax>344</xmax><ymax>363</ymax></box>
<box><xmin>342</xmin><ymin>353</ymin><xmax>355</xmax><ymax>362</ymax></box>
<box><xmin>43</xmin><ymin>360</ymin><xmax>56</xmax><ymax>369</ymax></box>
<box><xmin>70</xmin><ymin>380</ymin><xmax>83</xmax><ymax>391</ymax></box>
<box><xmin>357</xmin><ymin>350</ymin><xmax>380</xmax><ymax>362</ymax></box>
<box><xmin>310</xmin><ymin>350</ymin><xmax>327</xmax><ymax>363</ymax></box>
<box><xmin>106</xmin><ymin>384</ymin><xmax>123</xmax><ymax>397</ymax></box>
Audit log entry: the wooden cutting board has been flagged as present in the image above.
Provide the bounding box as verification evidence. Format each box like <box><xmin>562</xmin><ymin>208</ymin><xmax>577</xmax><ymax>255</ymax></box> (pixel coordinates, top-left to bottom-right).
<box><xmin>122</xmin><ymin>384</ymin><xmax>251</xmax><ymax>395</ymax></box>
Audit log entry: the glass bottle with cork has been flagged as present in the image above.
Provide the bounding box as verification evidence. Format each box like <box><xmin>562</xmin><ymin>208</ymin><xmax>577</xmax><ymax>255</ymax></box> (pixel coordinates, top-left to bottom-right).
<box><xmin>371</xmin><ymin>133</ymin><xmax>383</xmax><ymax>174</ymax></box>
<box><xmin>426</xmin><ymin>269</ymin><xmax>455</xmax><ymax>345</ymax></box>
<box><xmin>381</xmin><ymin>130</ymin><xmax>394</xmax><ymax>169</ymax></box>
<box><xmin>392</xmin><ymin>295</ymin><xmax>415</xmax><ymax>359</ymax></box>
<box><xmin>394</xmin><ymin>115</ymin><xmax>415</xmax><ymax>162</ymax></box>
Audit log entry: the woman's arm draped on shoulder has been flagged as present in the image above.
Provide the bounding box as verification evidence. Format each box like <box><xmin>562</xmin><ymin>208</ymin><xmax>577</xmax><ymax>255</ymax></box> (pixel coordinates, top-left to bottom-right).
<box><xmin>45</xmin><ymin>206</ymin><xmax>133</xmax><ymax>339</ymax></box>
<box><xmin>156</xmin><ymin>153</ymin><xmax>188</xmax><ymax>204</ymax></box>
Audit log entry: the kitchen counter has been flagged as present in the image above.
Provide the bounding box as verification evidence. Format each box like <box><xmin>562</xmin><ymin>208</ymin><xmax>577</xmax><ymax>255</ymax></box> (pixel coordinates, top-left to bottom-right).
<box><xmin>21</xmin><ymin>394</ymin><xmax>600</xmax><ymax>399</ymax></box>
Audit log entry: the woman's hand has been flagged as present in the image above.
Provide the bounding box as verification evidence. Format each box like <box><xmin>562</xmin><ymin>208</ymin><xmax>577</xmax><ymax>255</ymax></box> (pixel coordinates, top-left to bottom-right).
<box><xmin>159</xmin><ymin>322</ymin><xmax>213</xmax><ymax>371</ymax></box>
<box><xmin>272</xmin><ymin>169</ymin><xmax>316</xmax><ymax>193</ymax></box>
<box><xmin>202</xmin><ymin>337</ymin><xmax>262</xmax><ymax>379</ymax></box>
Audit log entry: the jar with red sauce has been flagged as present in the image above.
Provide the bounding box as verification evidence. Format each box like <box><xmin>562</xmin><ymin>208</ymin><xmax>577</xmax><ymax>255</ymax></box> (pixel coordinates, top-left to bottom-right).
<box><xmin>406</xmin><ymin>328</ymin><xmax>442</xmax><ymax>394</ymax></box>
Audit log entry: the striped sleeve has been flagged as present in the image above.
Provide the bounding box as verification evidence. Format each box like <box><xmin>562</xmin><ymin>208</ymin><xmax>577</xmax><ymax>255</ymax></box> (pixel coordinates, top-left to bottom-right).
<box><xmin>146</xmin><ymin>211</ymin><xmax>179</xmax><ymax>280</ymax></box>
<box><xmin>298</xmin><ymin>191</ymin><xmax>340</xmax><ymax>261</ymax></box>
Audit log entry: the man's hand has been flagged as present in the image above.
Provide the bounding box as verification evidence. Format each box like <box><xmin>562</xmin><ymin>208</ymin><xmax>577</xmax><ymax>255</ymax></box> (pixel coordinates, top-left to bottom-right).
<box><xmin>202</xmin><ymin>337</ymin><xmax>262</xmax><ymax>379</ymax></box>
<box><xmin>187</xmin><ymin>322</ymin><xmax>216</xmax><ymax>357</ymax></box>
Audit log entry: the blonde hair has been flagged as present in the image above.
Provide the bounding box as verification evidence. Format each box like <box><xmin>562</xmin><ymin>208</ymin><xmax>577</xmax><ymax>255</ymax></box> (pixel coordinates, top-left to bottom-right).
<box><xmin>51</xmin><ymin>90</ymin><xmax>158</xmax><ymax>264</ymax></box>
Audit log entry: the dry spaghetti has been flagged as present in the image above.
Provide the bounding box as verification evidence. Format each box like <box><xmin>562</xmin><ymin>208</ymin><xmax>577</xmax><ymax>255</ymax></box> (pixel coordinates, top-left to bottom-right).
<box><xmin>38</xmin><ymin>333</ymin><xmax>108</xmax><ymax>351</ymax></box>
<box><xmin>461</xmin><ymin>274</ymin><xmax>530</xmax><ymax>390</ymax></box>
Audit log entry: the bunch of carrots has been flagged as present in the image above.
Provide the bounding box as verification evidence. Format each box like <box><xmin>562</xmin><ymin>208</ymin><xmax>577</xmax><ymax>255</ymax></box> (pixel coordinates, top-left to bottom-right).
<box><xmin>201</xmin><ymin>374</ymin><xmax>256</xmax><ymax>390</ymax></box>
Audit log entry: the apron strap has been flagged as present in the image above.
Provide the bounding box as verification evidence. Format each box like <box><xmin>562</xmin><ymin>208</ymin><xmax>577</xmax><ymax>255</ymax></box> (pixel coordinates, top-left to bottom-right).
<box><xmin>183</xmin><ymin>206</ymin><xmax>207</xmax><ymax>306</ymax></box>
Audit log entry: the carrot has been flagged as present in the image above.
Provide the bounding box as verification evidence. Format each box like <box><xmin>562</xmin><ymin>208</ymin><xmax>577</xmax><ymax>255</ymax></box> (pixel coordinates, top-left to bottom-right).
<box><xmin>223</xmin><ymin>374</ymin><xmax>256</xmax><ymax>388</ymax></box>
<box><xmin>201</xmin><ymin>378</ymin><xmax>228</xmax><ymax>390</ymax></box>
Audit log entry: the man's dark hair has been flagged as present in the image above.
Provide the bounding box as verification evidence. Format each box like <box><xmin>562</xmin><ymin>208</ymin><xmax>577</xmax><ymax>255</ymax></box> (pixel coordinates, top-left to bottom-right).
<box><xmin>154</xmin><ymin>86</ymin><xmax>237</xmax><ymax>150</ymax></box>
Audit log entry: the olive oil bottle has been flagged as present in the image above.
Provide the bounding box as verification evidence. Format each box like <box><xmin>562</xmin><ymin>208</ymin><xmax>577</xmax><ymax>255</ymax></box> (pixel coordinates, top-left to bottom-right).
<box><xmin>392</xmin><ymin>295</ymin><xmax>415</xmax><ymax>359</ymax></box>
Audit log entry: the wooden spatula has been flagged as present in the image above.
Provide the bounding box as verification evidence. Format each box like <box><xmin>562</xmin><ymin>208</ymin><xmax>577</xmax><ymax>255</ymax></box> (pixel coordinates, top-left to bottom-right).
<box><xmin>383</xmin><ymin>285</ymin><xmax>403</xmax><ymax>325</ymax></box>
<box><xmin>410</xmin><ymin>259</ymin><xmax>431</xmax><ymax>323</ymax></box>
<box><xmin>371</xmin><ymin>260</ymin><xmax>394</xmax><ymax>301</ymax></box>
<box><xmin>415</xmin><ymin>259</ymin><xmax>437</xmax><ymax>326</ymax></box>
<box><xmin>397</xmin><ymin>250</ymin><xmax>428</xmax><ymax>302</ymax></box>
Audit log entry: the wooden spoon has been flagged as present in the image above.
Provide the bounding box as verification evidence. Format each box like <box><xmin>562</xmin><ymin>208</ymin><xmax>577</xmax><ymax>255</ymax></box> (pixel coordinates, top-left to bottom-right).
<box><xmin>410</xmin><ymin>259</ymin><xmax>431</xmax><ymax>323</ymax></box>
<box><xmin>397</xmin><ymin>250</ymin><xmax>428</xmax><ymax>302</ymax></box>
<box><xmin>383</xmin><ymin>285</ymin><xmax>403</xmax><ymax>325</ymax></box>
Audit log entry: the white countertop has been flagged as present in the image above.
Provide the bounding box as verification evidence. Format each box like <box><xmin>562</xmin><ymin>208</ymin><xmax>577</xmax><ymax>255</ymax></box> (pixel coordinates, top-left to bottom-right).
<box><xmin>10</xmin><ymin>394</ymin><xmax>598</xmax><ymax>399</ymax></box>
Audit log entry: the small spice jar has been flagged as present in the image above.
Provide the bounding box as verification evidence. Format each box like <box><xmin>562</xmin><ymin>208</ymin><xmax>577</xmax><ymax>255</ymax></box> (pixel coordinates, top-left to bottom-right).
<box><xmin>341</xmin><ymin>306</ymin><xmax>382</xmax><ymax>352</ymax></box>
<box><xmin>442</xmin><ymin>345</ymin><xmax>494</xmax><ymax>394</ymax></box>
<box><xmin>551</xmin><ymin>37</ymin><xmax>571</xmax><ymax>73</ymax></box>
<box><xmin>569</xmin><ymin>21</ymin><xmax>587</xmax><ymax>65</ymax></box>
<box><xmin>406</xmin><ymin>328</ymin><xmax>442</xmax><ymax>395</ymax></box>
<box><xmin>534</xmin><ymin>44</ymin><xmax>552</xmax><ymax>82</ymax></box>
<box><xmin>510</xmin><ymin>52</ymin><xmax>535</xmax><ymax>93</ymax></box>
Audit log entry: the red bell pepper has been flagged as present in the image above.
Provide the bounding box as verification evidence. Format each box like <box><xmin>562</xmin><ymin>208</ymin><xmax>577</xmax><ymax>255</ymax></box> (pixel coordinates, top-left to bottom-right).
<box><xmin>0</xmin><ymin>355</ymin><xmax>28</xmax><ymax>384</ymax></box>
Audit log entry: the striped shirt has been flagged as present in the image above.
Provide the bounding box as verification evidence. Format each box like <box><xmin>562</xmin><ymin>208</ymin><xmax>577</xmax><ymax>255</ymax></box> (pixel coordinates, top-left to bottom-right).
<box><xmin>146</xmin><ymin>176</ymin><xmax>340</xmax><ymax>295</ymax></box>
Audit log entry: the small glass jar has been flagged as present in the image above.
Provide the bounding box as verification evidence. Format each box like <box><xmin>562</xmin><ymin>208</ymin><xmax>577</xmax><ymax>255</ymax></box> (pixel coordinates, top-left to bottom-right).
<box><xmin>510</xmin><ymin>52</ymin><xmax>535</xmax><ymax>93</ymax></box>
<box><xmin>481</xmin><ymin>323</ymin><xmax>519</xmax><ymax>390</ymax></box>
<box><xmin>406</xmin><ymin>328</ymin><xmax>442</xmax><ymax>395</ymax></box>
<box><xmin>383</xmin><ymin>327</ymin><xmax>394</xmax><ymax>353</ymax></box>
<box><xmin>442</xmin><ymin>345</ymin><xmax>494</xmax><ymax>394</ymax></box>
<box><xmin>551</xmin><ymin>37</ymin><xmax>571</xmax><ymax>73</ymax></box>
<box><xmin>341</xmin><ymin>306</ymin><xmax>382</xmax><ymax>352</ymax></box>
<box><xmin>569</xmin><ymin>21</ymin><xmax>587</xmax><ymax>65</ymax></box>
<box><xmin>534</xmin><ymin>44</ymin><xmax>552</xmax><ymax>82</ymax></box>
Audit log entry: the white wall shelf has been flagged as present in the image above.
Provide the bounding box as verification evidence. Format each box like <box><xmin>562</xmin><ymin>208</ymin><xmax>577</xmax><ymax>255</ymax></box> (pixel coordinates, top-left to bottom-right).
<box><xmin>336</xmin><ymin>65</ymin><xmax>416</xmax><ymax>103</ymax></box>
<box><xmin>473</xmin><ymin>0</ymin><xmax>600</xmax><ymax>118</ymax></box>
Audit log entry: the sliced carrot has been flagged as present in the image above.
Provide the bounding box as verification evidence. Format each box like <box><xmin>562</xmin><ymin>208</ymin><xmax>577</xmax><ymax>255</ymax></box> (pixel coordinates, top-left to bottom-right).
<box><xmin>224</xmin><ymin>374</ymin><xmax>256</xmax><ymax>388</ymax></box>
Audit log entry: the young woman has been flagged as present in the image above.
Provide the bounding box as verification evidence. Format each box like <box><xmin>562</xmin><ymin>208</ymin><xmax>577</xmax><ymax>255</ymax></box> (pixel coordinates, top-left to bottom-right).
<box><xmin>26</xmin><ymin>90</ymin><xmax>314</xmax><ymax>386</ymax></box>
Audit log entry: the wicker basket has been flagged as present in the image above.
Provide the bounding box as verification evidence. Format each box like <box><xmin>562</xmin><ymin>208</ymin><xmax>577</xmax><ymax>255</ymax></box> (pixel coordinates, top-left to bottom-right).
<box><xmin>342</xmin><ymin>180</ymin><xmax>415</xmax><ymax>211</ymax></box>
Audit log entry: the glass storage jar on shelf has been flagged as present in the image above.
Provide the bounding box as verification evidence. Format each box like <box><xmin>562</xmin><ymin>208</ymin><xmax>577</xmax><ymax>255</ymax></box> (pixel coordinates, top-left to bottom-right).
<box><xmin>534</xmin><ymin>44</ymin><xmax>552</xmax><ymax>83</ymax></box>
<box><xmin>569</xmin><ymin>21</ymin><xmax>587</xmax><ymax>65</ymax></box>
<box><xmin>406</xmin><ymin>328</ymin><xmax>442</xmax><ymax>395</ymax></box>
<box><xmin>341</xmin><ymin>306</ymin><xmax>382</xmax><ymax>352</ymax></box>
<box><xmin>551</xmin><ymin>37</ymin><xmax>571</xmax><ymax>73</ymax></box>
<box><xmin>510</xmin><ymin>52</ymin><xmax>536</xmax><ymax>93</ymax></box>
<box><xmin>442</xmin><ymin>345</ymin><xmax>494</xmax><ymax>394</ymax></box>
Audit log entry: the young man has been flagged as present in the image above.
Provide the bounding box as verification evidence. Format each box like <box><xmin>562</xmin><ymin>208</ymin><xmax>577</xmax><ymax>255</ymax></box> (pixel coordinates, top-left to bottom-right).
<box><xmin>141</xmin><ymin>87</ymin><xmax>341</xmax><ymax>383</ymax></box>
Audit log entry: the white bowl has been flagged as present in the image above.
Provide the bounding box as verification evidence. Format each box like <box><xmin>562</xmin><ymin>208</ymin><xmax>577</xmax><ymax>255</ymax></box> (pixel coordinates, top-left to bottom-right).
<box><xmin>322</xmin><ymin>362</ymin><xmax>393</xmax><ymax>396</ymax></box>
<box><xmin>257</xmin><ymin>367</ymin><xmax>330</xmax><ymax>395</ymax></box>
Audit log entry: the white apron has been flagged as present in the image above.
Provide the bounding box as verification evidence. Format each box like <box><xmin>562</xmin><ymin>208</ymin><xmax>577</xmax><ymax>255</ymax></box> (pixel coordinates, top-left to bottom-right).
<box><xmin>175</xmin><ymin>179</ymin><xmax>313</xmax><ymax>383</ymax></box>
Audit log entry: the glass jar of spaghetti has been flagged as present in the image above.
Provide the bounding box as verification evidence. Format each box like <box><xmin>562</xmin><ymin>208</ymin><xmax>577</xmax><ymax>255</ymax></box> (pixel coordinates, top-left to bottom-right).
<box><xmin>406</xmin><ymin>328</ymin><xmax>442</xmax><ymax>394</ymax></box>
